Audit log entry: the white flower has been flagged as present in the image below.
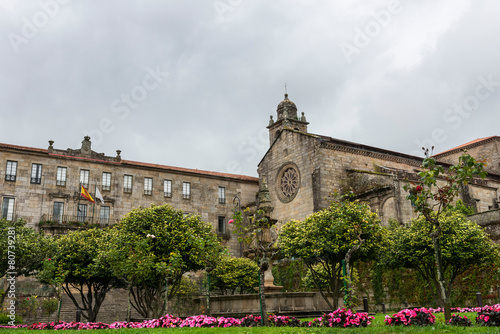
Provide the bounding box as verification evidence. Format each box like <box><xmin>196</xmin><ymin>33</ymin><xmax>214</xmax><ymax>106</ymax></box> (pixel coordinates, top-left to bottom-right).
<box><xmin>146</xmin><ymin>234</ymin><xmax>156</xmax><ymax>238</ymax></box>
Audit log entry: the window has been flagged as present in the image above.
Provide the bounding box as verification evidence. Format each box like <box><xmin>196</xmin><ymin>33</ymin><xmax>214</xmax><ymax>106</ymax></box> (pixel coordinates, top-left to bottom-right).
<box><xmin>218</xmin><ymin>216</ymin><xmax>226</xmax><ymax>234</ymax></box>
<box><xmin>5</xmin><ymin>161</ymin><xmax>17</xmax><ymax>182</ymax></box>
<box><xmin>56</xmin><ymin>167</ymin><xmax>67</xmax><ymax>186</ymax></box>
<box><xmin>164</xmin><ymin>180</ymin><xmax>172</xmax><ymax>197</ymax></box>
<box><xmin>100</xmin><ymin>206</ymin><xmax>110</xmax><ymax>224</ymax></box>
<box><xmin>80</xmin><ymin>170</ymin><xmax>90</xmax><ymax>188</ymax></box>
<box><xmin>2</xmin><ymin>198</ymin><xmax>15</xmax><ymax>221</ymax></box>
<box><xmin>31</xmin><ymin>163</ymin><xmax>42</xmax><ymax>184</ymax></box>
<box><xmin>77</xmin><ymin>204</ymin><xmax>87</xmax><ymax>223</ymax></box>
<box><xmin>183</xmin><ymin>182</ymin><xmax>191</xmax><ymax>199</ymax></box>
<box><xmin>218</xmin><ymin>186</ymin><xmax>226</xmax><ymax>204</ymax></box>
<box><xmin>124</xmin><ymin>175</ymin><xmax>132</xmax><ymax>193</ymax></box>
<box><xmin>53</xmin><ymin>202</ymin><xmax>64</xmax><ymax>222</ymax></box>
<box><xmin>102</xmin><ymin>172</ymin><xmax>111</xmax><ymax>191</ymax></box>
<box><xmin>144</xmin><ymin>177</ymin><xmax>153</xmax><ymax>195</ymax></box>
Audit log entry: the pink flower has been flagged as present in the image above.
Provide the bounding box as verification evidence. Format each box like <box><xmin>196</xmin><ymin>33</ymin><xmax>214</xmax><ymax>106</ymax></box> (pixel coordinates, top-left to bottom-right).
<box><xmin>228</xmin><ymin>219</ymin><xmax>234</xmax><ymax>224</ymax></box>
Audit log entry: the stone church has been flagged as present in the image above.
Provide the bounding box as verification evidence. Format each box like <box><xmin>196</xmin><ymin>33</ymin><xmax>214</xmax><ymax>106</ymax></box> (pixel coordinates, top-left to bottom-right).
<box><xmin>257</xmin><ymin>94</ymin><xmax>500</xmax><ymax>233</ymax></box>
<box><xmin>2</xmin><ymin>94</ymin><xmax>500</xmax><ymax>255</ymax></box>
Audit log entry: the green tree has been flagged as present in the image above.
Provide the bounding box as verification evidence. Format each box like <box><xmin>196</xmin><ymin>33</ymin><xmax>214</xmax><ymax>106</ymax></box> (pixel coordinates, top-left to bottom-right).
<box><xmin>109</xmin><ymin>204</ymin><xmax>224</xmax><ymax>319</ymax></box>
<box><xmin>278</xmin><ymin>199</ymin><xmax>385</xmax><ymax>310</ymax></box>
<box><xmin>386</xmin><ymin>210</ymin><xmax>499</xmax><ymax>309</ymax></box>
<box><xmin>210</xmin><ymin>256</ymin><xmax>258</xmax><ymax>295</ymax></box>
<box><xmin>404</xmin><ymin>150</ymin><xmax>487</xmax><ymax>321</ymax></box>
<box><xmin>0</xmin><ymin>219</ymin><xmax>54</xmax><ymax>307</ymax></box>
<box><xmin>37</xmin><ymin>228</ymin><xmax>122</xmax><ymax>322</ymax></box>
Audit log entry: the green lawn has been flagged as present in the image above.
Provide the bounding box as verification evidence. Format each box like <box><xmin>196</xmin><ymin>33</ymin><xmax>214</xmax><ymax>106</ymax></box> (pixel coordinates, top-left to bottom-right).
<box><xmin>3</xmin><ymin>312</ymin><xmax>500</xmax><ymax>333</ymax></box>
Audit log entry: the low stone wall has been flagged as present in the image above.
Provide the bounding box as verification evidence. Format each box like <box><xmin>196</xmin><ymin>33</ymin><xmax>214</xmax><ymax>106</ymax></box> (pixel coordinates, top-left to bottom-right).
<box><xmin>193</xmin><ymin>292</ymin><xmax>342</xmax><ymax>318</ymax></box>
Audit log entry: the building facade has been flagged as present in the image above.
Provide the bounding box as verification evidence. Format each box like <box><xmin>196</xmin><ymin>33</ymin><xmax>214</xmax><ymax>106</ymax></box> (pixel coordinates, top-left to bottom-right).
<box><xmin>0</xmin><ymin>137</ymin><xmax>259</xmax><ymax>254</ymax></box>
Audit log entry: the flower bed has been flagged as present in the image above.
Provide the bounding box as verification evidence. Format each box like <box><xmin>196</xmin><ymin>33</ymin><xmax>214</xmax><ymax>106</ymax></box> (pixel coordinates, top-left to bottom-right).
<box><xmin>0</xmin><ymin>309</ymin><xmax>372</xmax><ymax>330</ymax></box>
<box><xmin>448</xmin><ymin>314</ymin><xmax>472</xmax><ymax>326</ymax></box>
<box><xmin>384</xmin><ymin>308</ymin><xmax>436</xmax><ymax>326</ymax></box>
<box><xmin>309</xmin><ymin>308</ymin><xmax>373</xmax><ymax>328</ymax></box>
<box><xmin>476</xmin><ymin>304</ymin><xmax>500</xmax><ymax>326</ymax></box>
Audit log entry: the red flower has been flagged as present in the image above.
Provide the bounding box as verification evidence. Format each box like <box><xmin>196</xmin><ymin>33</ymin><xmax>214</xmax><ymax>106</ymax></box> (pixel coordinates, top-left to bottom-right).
<box><xmin>228</xmin><ymin>219</ymin><xmax>234</xmax><ymax>224</ymax></box>
<box><xmin>416</xmin><ymin>186</ymin><xmax>423</xmax><ymax>192</ymax></box>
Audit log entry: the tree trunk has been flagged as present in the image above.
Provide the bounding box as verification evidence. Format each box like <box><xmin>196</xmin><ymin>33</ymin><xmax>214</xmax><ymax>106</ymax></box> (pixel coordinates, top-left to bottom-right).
<box><xmin>62</xmin><ymin>281</ymin><xmax>110</xmax><ymax>322</ymax></box>
<box><xmin>308</xmin><ymin>264</ymin><xmax>335</xmax><ymax>311</ymax></box>
<box><xmin>344</xmin><ymin>235</ymin><xmax>365</xmax><ymax>309</ymax></box>
<box><xmin>432</xmin><ymin>232</ymin><xmax>451</xmax><ymax>322</ymax></box>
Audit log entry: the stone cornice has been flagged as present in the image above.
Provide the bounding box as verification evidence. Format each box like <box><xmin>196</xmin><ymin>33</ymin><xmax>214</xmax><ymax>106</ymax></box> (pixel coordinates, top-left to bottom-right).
<box><xmin>433</xmin><ymin>136</ymin><xmax>500</xmax><ymax>159</ymax></box>
<box><xmin>320</xmin><ymin>142</ymin><xmax>423</xmax><ymax>167</ymax></box>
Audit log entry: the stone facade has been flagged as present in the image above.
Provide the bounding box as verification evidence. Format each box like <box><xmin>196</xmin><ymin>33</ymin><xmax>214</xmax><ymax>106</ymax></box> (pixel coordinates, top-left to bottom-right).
<box><xmin>0</xmin><ymin>137</ymin><xmax>259</xmax><ymax>255</ymax></box>
<box><xmin>259</xmin><ymin>95</ymin><xmax>500</xmax><ymax>227</ymax></box>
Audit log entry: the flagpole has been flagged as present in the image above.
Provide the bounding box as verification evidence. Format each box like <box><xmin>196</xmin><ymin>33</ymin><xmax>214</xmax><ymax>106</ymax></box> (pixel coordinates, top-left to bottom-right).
<box><xmin>77</xmin><ymin>183</ymin><xmax>81</xmax><ymax>223</ymax></box>
<box><xmin>92</xmin><ymin>184</ymin><xmax>96</xmax><ymax>224</ymax></box>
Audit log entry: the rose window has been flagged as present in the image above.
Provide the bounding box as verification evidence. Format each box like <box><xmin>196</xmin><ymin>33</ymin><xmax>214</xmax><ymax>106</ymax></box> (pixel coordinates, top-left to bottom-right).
<box><xmin>276</xmin><ymin>163</ymin><xmax>300</xmax><ymax>203</ymax></box>
<box><xmin>281</xmin><ymin>168</ymin><xmax>298</xmax><ymax>197</ymax></box>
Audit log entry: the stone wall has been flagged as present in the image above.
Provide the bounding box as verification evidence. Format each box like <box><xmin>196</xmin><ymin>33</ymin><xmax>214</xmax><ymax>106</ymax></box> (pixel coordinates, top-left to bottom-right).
<box><xmin>468</xmin><ymin>208</ymin><xmax>500</xmax><ymax>241</ymax></box>
<box><xmin>194</xmin><ymin>292</ymin><xmax>342</xmax><ymax>318</ymax></box>
<box><xmin>257</xmin><ymin>130</ymin><xmax>319</xmax><ymax>224</ymax></box>
<box><xmin>434</xmin><ymin>138</ymin><xmax>500</xmax><ymax>175</ymax></box>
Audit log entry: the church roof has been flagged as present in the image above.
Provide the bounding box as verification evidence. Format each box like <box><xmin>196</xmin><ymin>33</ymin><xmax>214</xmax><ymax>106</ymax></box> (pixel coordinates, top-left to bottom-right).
<box><xmin>258</xmin><ymin>128</ymin><xmax>424</xmax><ymax>167</ymax></box>
<box><xmin>317</xmin><ymin>135</ymin><xmax>424</xmax><ymax>162</ymax></box>
<box><xmin>433</xmin><ymin>136</ymin><xmax>499</xmax><ymax>158</ymax></box>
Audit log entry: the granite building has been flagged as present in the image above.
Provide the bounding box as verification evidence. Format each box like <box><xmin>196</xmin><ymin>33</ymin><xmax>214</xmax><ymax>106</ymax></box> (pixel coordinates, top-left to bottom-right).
<box><xmin>0</xmin><ymin>137</ymin><xmax>259</xmax><ymax>254</ymax></box>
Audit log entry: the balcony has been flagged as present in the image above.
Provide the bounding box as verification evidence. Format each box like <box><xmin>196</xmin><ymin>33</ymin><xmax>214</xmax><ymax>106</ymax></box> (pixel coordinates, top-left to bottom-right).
<box><xmin>39</xmin><ymin>214</ymin><xmax>109</xmax><ymax>234</ymax></box>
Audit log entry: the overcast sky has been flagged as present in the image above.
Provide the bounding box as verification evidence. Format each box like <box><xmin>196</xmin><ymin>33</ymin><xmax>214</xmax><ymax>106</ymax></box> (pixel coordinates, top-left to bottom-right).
<box><xmin>1</xmin><ymin>0</ymin><xmax>499</xmax><ymax>176</ymax></box>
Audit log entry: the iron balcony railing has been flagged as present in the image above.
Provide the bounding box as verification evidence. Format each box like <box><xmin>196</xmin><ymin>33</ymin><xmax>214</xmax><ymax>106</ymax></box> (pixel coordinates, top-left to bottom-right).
<box><xmin>40</xmin><ymin>214</ymin><xmax>110</xmax><ymax>226</ymax></box>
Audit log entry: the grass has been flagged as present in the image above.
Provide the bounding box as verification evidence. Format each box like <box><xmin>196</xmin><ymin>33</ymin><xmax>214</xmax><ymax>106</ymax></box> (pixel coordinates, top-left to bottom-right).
<box><xmin>3</xmin><ymin>312</ymin><xmax>500</xmax><ymax>333</ymax></box>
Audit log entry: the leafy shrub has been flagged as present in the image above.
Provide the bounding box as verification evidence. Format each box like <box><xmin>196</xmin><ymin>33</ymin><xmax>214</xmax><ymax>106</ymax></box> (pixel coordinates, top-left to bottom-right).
<box><xmin>384</xmin><ymin>308</ymin><xmax>436</xmax><ymax>326</ymax></box>
<box><xmin>272</xmin><ymin>259</ymin><xmax>308</xmax><ymax>291</ymax></box>
<box><xmin>240</xmin><ymin>314</ymin><xmax>261</xmax><ymax>327</ymax></box>
<box><xmin>448</xmin><ymin>314</ymin><xmax>472</xmax><ymax>326</ymax></box>
<box><xmin>41</xmin><ymin>298</ymin><xmax>59</xmax><ymax>322</ymax></box>
<box><xmin>0</xmin><ymin>313</ymin><xmax>23</xmax><ymax>325</ymax></box>
<box><xmin>17</xmin><ymin>295</ymin><xmax>40</xmax><ymax>320</ymax></box>
<box><xmin>210</xmin><ymin>256</ymin><xmax>258</xmax><ymax>295</ymax></box>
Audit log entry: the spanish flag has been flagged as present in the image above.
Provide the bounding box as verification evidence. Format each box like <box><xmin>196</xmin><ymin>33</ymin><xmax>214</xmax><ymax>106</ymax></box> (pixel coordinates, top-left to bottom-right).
<box><xmin>81</xmin><ymin>185</ymin><xmax>95</xmax><ymax>203</ymax></box>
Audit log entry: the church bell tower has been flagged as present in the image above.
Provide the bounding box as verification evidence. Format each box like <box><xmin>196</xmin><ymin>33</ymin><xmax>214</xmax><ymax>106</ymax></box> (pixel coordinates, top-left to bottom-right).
<box><xmin>267</xmin><ymin>94</ymin><xmax>308</xmax><ymax>145</ymax></box>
